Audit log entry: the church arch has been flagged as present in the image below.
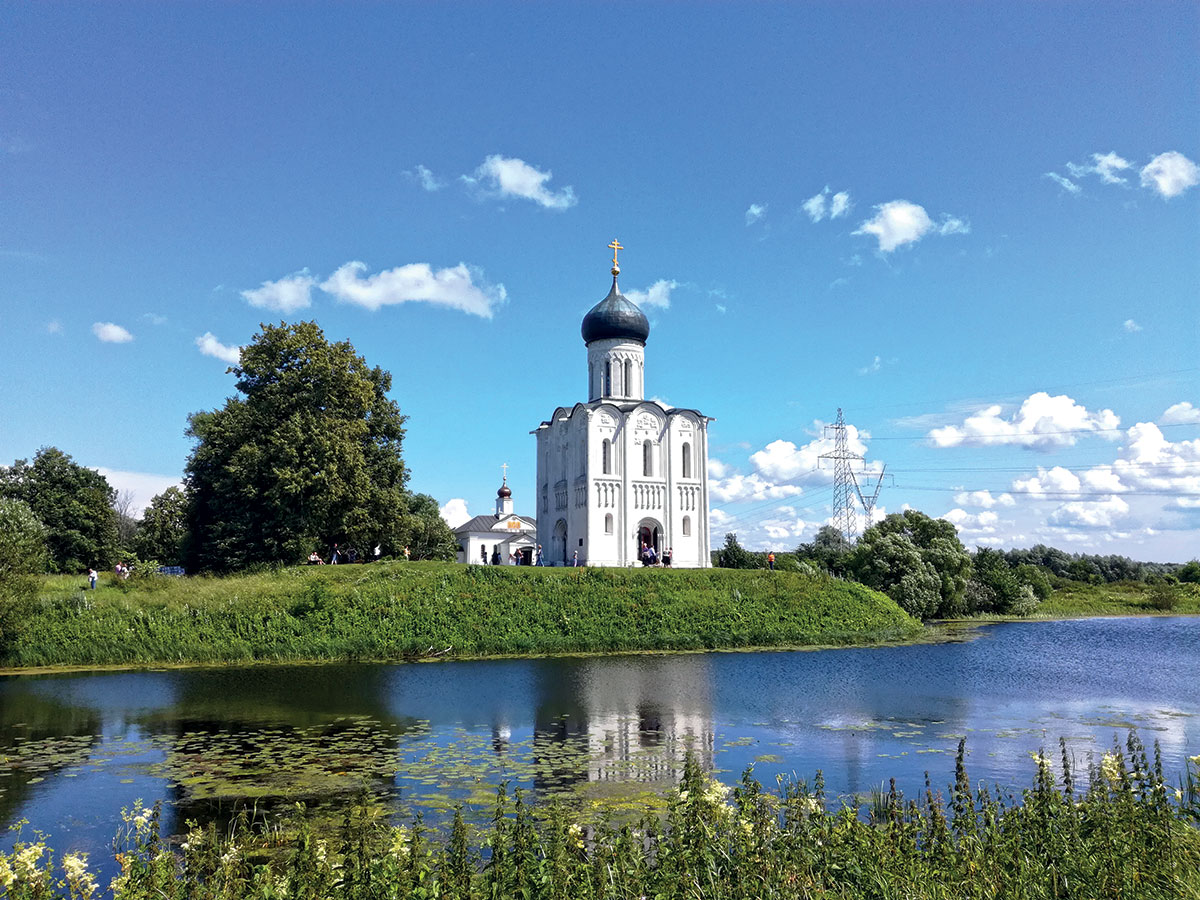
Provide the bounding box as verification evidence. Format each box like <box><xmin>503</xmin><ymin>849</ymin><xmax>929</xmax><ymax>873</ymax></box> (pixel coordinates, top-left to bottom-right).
<box><xmin>636</xmin><ymin>517</ymin><xmax>663</xmax><ymax>562</ymax></box>
<box><xmin>552</xmin><ymin>519</ymin><xmax>568</xmax><ymax>565</ymax></box>
<box><xmin>682</xmin><ymin>515</ymin><xmax>691</xmax><ymax>536</ymax></box>
<box><xmin>681</xmin><ymin>441</ymin><xmax>692</xmax><ymax>478</ymax></box>
<box><xmin>605</xmin><ymin>513</ymin><xmax>613</xmax><ymax>534</ymax></box>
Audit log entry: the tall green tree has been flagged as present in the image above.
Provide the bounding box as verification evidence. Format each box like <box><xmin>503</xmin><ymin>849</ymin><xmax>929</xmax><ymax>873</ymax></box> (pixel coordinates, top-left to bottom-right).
<box><xmin>716</xmin><ymin>533</ymin><xmax>758</xmax><ymax>569</ymax></box>
<box><xmin>796</xmin><ymin>525</ymin><xmax>851</xmax><ymax>574</ymax></box>
<box><xmin>848</xmin><ymin>510</ymin><xmax>972</xmax><ymax>620</ymax></box>
<box><xmin>0</xmin><ymin>498</ymin><xmax>47</xmax><ymax>579</ymax></box>
<box><xmin>135</xmin><ymin>486</ymin><xmax>189</xmax><ymax>566</ymax></box>
<box><xmin>184</xmin><ymin>321</ymin><xmax>413</xmax><ymax>571</ymax></box>
<box><xmin>405</xmin><ymin>493</ymin><xmax>458</xmax><ymax>561</ymax></box>
<box><xmin>0</xmin><ymin>447</ymin><xmax>119</xmax><ymax>572</ymax></box>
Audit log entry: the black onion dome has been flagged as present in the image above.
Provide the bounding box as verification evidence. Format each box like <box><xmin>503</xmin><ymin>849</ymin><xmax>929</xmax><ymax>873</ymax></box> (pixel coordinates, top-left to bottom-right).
<box><xmin>581</xmin><ymin>277</ymin><xmax>650</xmax><ymax>344</ymax></box>
<box><xmin>497</xmin><ymin>482</ymin><xmax>512</xmax><ymax>499</ymax></box>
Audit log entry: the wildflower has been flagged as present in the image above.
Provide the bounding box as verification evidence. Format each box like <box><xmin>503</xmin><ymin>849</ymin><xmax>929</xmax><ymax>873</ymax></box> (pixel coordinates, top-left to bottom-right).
<box><xmin>61</xmin><ymin>852</ymin><xmax>99</xmax><ymax>900</ymax></box>
<box><xmin>1100</xmin><ymin>752</ymin><xmax>1122</xmax><ymax>786</ymax></box>
<box><xmin>219</xmin><ymin>844</ymin><xmax>240</xmax><ymax>868</ymax></box>
<box><xmin>567</xmin><ymin>823</ymin><xmax>585</xmax><ymax>849</ymax></box>
<box><xmin>1029</xmin><ymin>751</ymin><xmax>1051</xmax><ymax>770</ymax></box>
<box><xmin>802</xmin><ymin>797</ymin><xmax>822</xmax><ymax>815</ymax></box>
<box><xmin>1189</xmin><ymin>754</ymin><xmax>1200</xmax><ymax>765</ymax></box>
<box><xmin>389</xmin><ymin>825</ymin><xmax>410</xmax><ymax>859</ymax></box>
<box><xmin>0</xmin><ymin>855</ymin><xmax>14</xmax><ymax>889</ymax></box>
<box><xmin>1176</xmin><ymin>789</ymin><xmax>1184</xmax><ymax>802</ymax></box>
<box><xmin>13</xmin><ymin>842</ymin><xmax>45</xmax><ymax>882</ymax></box>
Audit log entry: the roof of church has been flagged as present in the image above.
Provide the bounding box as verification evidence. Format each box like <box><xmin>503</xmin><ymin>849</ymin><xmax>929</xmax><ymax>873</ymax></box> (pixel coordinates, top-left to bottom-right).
<box><xmin>452</xmin><ymin>514</ymin><xmax>537</xmax><ymax>534</ymax></box>
<box><xmin>581</xmin><ymin>276</ymin><xmax>650</xmax><ymax>345</ymax></box>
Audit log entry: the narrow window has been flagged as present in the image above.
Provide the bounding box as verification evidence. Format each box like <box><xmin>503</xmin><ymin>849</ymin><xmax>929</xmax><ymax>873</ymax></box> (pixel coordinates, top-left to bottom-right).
<box><xmin>602</xmin><ymin>439</ymin><xmax>611</xmax><ymax>475</ymax></box>
<box><xmin>604</xmin><ymin>361</ymin><xmax>612</xmax><ymax>396</ymax></box>
<box><xmin>624</xmin><ymin>359</ymin><xmax>633</xmax><ymax>397</ymax></box>
<box><xmin>605</xmin><ymin>513</ymin><xmax>613</xmax><ymax>534</ymax></box>
<box><xmin>682</xmin><ymin>442</ymin><xmax>692</xmax><ymax>478</ymax></box>
<box><xmin>683</xmin><ymin>515</ymin><xmax>691</xmax><ymax>536</ymax></box>
<box><xmin>643</xmin><ymin>441</ymin><xmax>653</xmax><ymax>477</ymax></box>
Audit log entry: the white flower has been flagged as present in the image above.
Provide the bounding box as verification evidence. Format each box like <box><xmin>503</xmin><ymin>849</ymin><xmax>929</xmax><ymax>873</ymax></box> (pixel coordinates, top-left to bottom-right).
<box><xmin>1100</xmin><ymin>752</ymin><xmax>1122</xmax><ymax>786</ymax></box>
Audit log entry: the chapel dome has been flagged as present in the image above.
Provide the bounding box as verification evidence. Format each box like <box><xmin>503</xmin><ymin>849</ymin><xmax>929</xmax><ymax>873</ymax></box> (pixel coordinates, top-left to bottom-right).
<box><xmin>497</xmin><ymin>482</ymin><xmax>512</xmax><ymax>499</ymax></box>
<box><xmin>581</xmin><ymin>276</ymin><xmax>650</xmax><ymax>345</ymax></box>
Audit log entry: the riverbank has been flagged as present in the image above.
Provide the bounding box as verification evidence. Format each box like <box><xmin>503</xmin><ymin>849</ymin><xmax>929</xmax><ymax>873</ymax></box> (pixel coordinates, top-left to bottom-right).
<box><xmin>944</xmin><ymin>580</ymin><xmax>1200</xmax><ymax>624</ymax></box>
<box><xmin>0</xmin><ymin>562</ymin><xmax>919</xmax><ymax>669</ymax></box>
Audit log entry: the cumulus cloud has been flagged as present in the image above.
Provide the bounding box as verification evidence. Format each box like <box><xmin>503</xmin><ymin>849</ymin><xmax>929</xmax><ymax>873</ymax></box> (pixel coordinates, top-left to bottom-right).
<box><xmin>1123</xmin><ymin>319</ymin><xmax>1142</xmax><ymax>333</ymax></box>
<box><xmin>1044</xmin><ymin>172</ymin><xmax>1082</xmax><ymax>195</ymax></box>
<box><xmin>194</xmin><ymin>332</ymin><xmax>241</xmax><ymax>365</ymax></box>
<box><xmin>709</xmin><ymin>472</ymin><xmax>803</xmax><ymax>504</ymax></box>
<box><xmin>320</xmin><ymin>261</ymin><xmax>506</xmax><ymax>318</ymax></box>
<box><xmin>1162</xmin><ymin>402</ymin><xmax>1200</xmax><ymax>425</ymax></box>
<box><xmin>1049</xmin><ymin>495</ymin><xmax>1130</xmax><ymax>528</ymax></box>
<box><xmin>625</xmin><ymin>279</ymin><xmax>678</xmax><ymax>310</ymax></box>
<box><xmin>439</xmin><ymin>498</ymin><xmax>470</xmax><ymax>528</ymax></box>
<box><xmin>1067</xmin><ymin>151</ymin><xmax>1133</xmax><ymax>184</ymax></box>
<box><xmin>745</xmin><ymin>203</ymin><xmax>767</xmax><ymax>225</ymax></box>
<box><xmin>92</xmin><ymin>322</ymin><xmax>133</xmax><ymax>343</ymax></box>
<box><xmin>1140</xmin><ymin>151</ymin><xmax>1200</xmax><ymax>198</ymax></box>
<box><xmin>928</xmin><ymin>392</ymin><xmax>1121</xmax><ymax>450</ymax></box>
<box><xmin>802</xmin><ymin>187</ymin><xmax>851</xmax><ymax>223</ymax></box>
<box><xmin>941</xmin><ymin>508</ymin><xmax>1000</xmax><ymax>533</ymax></box>
<box><xmin>462</xmin><ymin>154</ymin><xmax>577</xmax><ymax>210</ymax></box>
<box><xmin>854</xmin><ymin>200</ymin><xmax>934</xmax><ymax>252</ymax></box>
<box><xmin>829</xmin><ymin>191</ymin><xmax>851</xmax><ymax>219</ymax></box>
<box><xmin>802</xmin><ymin>191</ymin><xmax>827</xmax><ymax>223</ymax></box>
<box><xmin>953</xmin><ymin>490</ymin><xmax>1015</xmax><ymax>509</ymax></box>
<box><xmin>1111</xmin><ymin>422</ymin><xmax>1200</xmax><ymax>494</ymax></box>
<box><xmin>241</xmin><ymin>271</ymin><xmax>316</xmax><ymax>314</ymax></box>
<box><xmin>1012</xmin><ymin>465</ymin><xmax>1083</xmax><ymax>497</ymax></box>
<box><xmin>407</xmin><ymin>164</ymin><xmax>443</xmax><ymax>191</ymax></box>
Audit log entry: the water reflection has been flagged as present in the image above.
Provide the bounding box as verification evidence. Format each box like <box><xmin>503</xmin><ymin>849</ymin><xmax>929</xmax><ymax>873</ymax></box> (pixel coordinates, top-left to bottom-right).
<box><xmin>1</xmin><ymin>616</ymin><xmax>1197</xmax><ymax>867</ymax></box>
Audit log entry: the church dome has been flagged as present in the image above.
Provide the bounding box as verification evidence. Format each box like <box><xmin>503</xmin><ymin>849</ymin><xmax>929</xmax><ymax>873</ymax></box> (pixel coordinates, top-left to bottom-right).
<box><xmin>497</xmin><ymin>482</ymin><xmax>512</xmax><ymax>499</ymax></box>
<box><xmin>581</xmin><ymin>276</ymin><xmax>650</xmax><ymax>345</ymax></box>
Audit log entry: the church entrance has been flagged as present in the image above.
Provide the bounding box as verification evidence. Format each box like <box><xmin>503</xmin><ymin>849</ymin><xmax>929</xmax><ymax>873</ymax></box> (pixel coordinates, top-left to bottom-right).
<box><xmin>552</xmin><ymin>519</ymin><xmax>568</xmax><ymax>565</ymax></box>
<box><xmin>636</xmin><ymin>518</ymin><xmax>662</xmax><ymax>565</ymax></box>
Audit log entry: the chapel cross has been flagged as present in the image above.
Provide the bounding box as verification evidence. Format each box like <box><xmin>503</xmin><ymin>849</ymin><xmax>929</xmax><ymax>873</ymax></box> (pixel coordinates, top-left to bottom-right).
<box><xmin>608</xmin><ymin>239</ymin><xmax>624</xmax><ymax>268</ymax></box>
<box><xmin>501</xmin><ymin>462</ymin><xmax>509</xmax><ymax>483</ymax></box>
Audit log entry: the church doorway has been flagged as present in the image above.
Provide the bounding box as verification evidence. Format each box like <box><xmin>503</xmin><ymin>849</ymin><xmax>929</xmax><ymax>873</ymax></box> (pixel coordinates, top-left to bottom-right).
<box><xmin>552</xmin><ymin>519</ymin><xmax>568</xmax><ymax>565</ymax></box>
<box><xmin>636</xmin><ymin>518</ymin><xmax>662</xmax><ymax>564</ymax></box>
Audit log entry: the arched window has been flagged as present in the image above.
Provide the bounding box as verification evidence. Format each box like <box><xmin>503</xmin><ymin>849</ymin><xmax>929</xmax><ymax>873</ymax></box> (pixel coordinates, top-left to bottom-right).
<box><xmin>624</xmin><ymin>359</ymin><xmax>633</xmax><ymax>397</ymax></box>
<box><xmin>682</xmin><ymin>515</ymin><xmax>691</xmax><ymax>536</ymax></box>
<box><xmin>602</xmin><ymin>439</ymin><xmax>611</xmax><ymax>475</ymax></box>
<box><xmin>604</xmin><ymin>361</ymin><xmax>612</xmax><ymax>396</ymax></box>
<box><xmin>605</xmin><ymin>513</ymin><xmax>613</xmax><ymax>534</ymax></box>
<box><xmin>681</xmin><ymin>441</ymin><xmax>692</xmax><ymax>478</ymax></box>
<box><xmin>643</xmin><ymin>441</ymin><xmax>653</xmax><ymax>477</ymax></box>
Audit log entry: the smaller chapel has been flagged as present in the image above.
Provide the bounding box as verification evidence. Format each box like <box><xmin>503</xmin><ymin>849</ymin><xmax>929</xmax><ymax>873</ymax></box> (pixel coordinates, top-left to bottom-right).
<box><xmin>452</xmin><ymin>471</ymin><xmax>538</xmax><ymax>565</ymax></box>
<box><xmin>532</xmin><ymin>242</ymin><xmax>713</xmax><ymax>567</ymax></box>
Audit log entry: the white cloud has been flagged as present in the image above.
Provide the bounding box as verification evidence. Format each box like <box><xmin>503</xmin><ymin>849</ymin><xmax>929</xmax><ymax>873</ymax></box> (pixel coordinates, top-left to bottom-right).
<box><xmin>829</xmin><ymin>191</ymin><xmax>851</xmax><ymax>219</ymax></box>
<box><xmin>1080</xmin><ymin>465</ymin><xmax>1125</xmax><ymax>493</ymax></box>
<box><xmin>320</xmin><ymin>261</ymin><xmax>506</xmax><ymax>318</ymax></box>
<box><xmin>937</xmin><ymin>215</ymin><xmax>970</xmax><ymax>236</ymax></box>
<box><xmin>1013</xmin><ymin>465</ymin><xmax>1083</xmax><ymax>497</ymax></box>
<box><xmin>758</xmin><ymin>505</ymin><xmax>814</xmax><ymax>541</ymax></box>
<box><xmin>1067</xmin><ymin>151</ymin><xmax>1132</xmax><ymax>184</ymax></box>
<box><xmin>92</xmin><ymin>322</ymin><xmax>133</xmax><ymax>343</ymax></box>
<box><xmin>625</xmin><ymin>279</ymin><xmax>678</xmax><ymax>310</ymax></box>
<box><xmin>1123</xmin><ymin>318</ymin><xmax>1142</xmax><ymax>333</ymax></box>
<box><xmin>707</xmin><ymin>458</ymin><xmax>729</xmax><ymax>479</ymax></box>
<box><xmin>941</xmin><ymin>508</ymin><xmax>1000</xmax><ymax>533</ymax></box>
<box><xmin>928</xmin><ymin>392</ymin><xmax>1121</xmax><ymax>450</ymax></box>
<box><xmin>715</xmin><ymin>303</ymin><xmax>727</xmax><ymax>314</ymax></box>
<box><xmin>1111</xmin><ymin>422</ymin><xmax>1200</xmax><ymax>494</ymax></box>
<box><xmin>241</xmin><ymin>271</ymin><xmax>316</xmax><ymax>314</ymax></box>
<box><xmin>1140</xmin><ymin>151</ymin><xmax>1200</xmax><ymax>198</ymax></box>
<box><xmin>854</xmin><ymin>200</ymin><xmax>934</xmax><ymax>252</ymax></box>
<box><xmin>408</xmin><ymin>164</ymin><xmax>443</xmax><ymax>191</ymax></box>
<box><xmin>439</xmin><ymin>498</ymin><xmax>470</xmax><ymax>528</ymax></box>
<box><xmin>462</xmin><ymin>154</ymin><xmax>577</xmax><ymax>210</ymax></box>
<box><xmin>745</xmin><ymin>203</ymin><xmax>767</xmax><ymax>225</ymax></box>
<box><xmin>1049</xmin><ymin>496</ymin><xmax>1130</xmax><ymax>528</ymax></box>
<box><xmin>857</xmin><ymin>355</ymin><xmax>882</xmax><ymax>376</ymax></box>
<box><xmin>46</xmin><ymin>320</ymin><xmax>62</xmax><ymax>335</ymax></box>
<box><xmin>1044</xmin><ymin>172</ymin><xmax>1082</xmax><ymax>195</ymax></box>
<box><xmin>802</xmin><ymin>190</ymin><xmax>827</xmax><ymax>223</ymax></box>
<box><xmin>94</xmin><ymin>468</ymin><xmax>182</xmax><ymax>517</ymax></box>
<box><xmin>709</xmin><ymin>472</ymin><xmax>803</xmax><ymax>504</ymax></box>
<box><xmin>1162</xmin><ymin>402</ymin><xmax>1200</xmax><ymax>425</ymax></box>
<box><xmin>194</xmin><ymin>332</ymin><xmax>241</xmax><ymax>365</ymax></box>
<box><xmin>953</xmin><ymin>490</ymin><xmax>1015</xmax><ymax>509</ymax></box>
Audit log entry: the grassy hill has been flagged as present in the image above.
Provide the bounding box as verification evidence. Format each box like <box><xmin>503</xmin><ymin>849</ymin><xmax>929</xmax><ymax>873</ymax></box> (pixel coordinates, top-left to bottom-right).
<box><xmin>1</xmin><ymin>562</ymin><xmax>919</xmax><ymax>669</ymax></box>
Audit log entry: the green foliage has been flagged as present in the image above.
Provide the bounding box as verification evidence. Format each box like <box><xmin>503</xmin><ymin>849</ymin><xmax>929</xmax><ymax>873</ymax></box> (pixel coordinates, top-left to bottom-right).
<box><xmin>1004</xmin><ymin>543</ymin><xmax>1183</xmax><ymax>584</ymax></box>
<box><xmin>0</xmin><ymin>446</ymin><xmax>119</xmax><ymax>572</ymax></box>
<box><xmin>715</xmin><ymin>532</ymin><xmax>757</xmax><ymax>569</ymax></box>
<box><xmin>4</xmin><ymin>562</ymin><xmax>918</xmax><ymax>667</ymax></box>
<box><xmin>0</xmin><ymin>498</ymin><xmax>48</xmax><ymax>579</ymax></box>
<box><xmin>795</xmin><ymin>524</ymin><xmax>851</xmax><ymax>574</ymax></box>
<box><xmin>184</xmin><ymin>321</ymin><xmax>411</xmax><ymax>572</ymax></box>
<box><xmin>1037</xmin><ymin>580</ymin><xmax>1200</xmax><ymax>618</ymax></box>
<box><xmin>848</xmin><ymin>510</ymin><xmax>971</xmax><ymax>620</ymax></box>
<box><xmin>404</xmin><ymin>493</ymin><xmax>458</xmax><ymax>561</ymax></box>
<box><xmin>134</xmin><ymin>486</ymin><xmax>189</xmax><ymax>567</ymax></box>
<box><xmin>1016</xmin><ymin>563</ymin><xmax>1053</xmax><ymax>601</ymax></box>
<box><xmin>1178</xmin><ymin>559</ymin><xmax>1200</xmax><ymax>584</ymax></box>
<box><xmin>6</xmin><ymin>739</ymin><xmax>1200</xmax><ymax>899</ymax></box>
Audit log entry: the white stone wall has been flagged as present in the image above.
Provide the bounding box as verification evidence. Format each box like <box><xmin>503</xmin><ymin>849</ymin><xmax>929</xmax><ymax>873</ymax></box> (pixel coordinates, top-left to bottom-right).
<box><xmin>587</xmin><ymin>338</ymin><xmax>646</xmax><ymax>402</ymax></box>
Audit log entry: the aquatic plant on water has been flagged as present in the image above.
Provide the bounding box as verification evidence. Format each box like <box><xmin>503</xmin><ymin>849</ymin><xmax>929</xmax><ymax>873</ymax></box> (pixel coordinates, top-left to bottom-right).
<box><xmin>3</xmin><ymin>736</ymin><xmax>1199</xmax><ymax>899</ymax></box>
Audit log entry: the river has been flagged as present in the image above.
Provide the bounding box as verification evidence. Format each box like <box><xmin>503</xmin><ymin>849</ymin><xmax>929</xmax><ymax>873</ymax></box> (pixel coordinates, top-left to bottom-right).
<box><xmin>2</xmin><ymin>616</ymin><xmax>1197</xmax><ymax>871</ymax></box>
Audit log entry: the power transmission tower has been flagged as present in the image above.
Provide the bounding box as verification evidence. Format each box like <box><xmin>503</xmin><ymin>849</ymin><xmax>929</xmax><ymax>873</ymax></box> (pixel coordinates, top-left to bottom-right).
<box><xmin>818</xmin><ymin>408</ymin><xmax>862</xmax><ymax>545</ymax></box>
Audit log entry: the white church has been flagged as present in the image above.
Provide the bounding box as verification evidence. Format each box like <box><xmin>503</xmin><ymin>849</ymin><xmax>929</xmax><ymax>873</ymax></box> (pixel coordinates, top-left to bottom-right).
<box><xmin>532</xmin><ymin>241</ymin><xmax>713</xmax><ymax>567</ymax></box>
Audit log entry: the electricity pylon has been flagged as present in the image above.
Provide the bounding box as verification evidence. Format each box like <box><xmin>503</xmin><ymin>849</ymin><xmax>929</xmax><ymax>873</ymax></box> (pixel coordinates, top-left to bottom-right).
<box><xmin>818</xmin><ymin>408</ymin><xmax>887</xmax><ymax>544</ymax></box>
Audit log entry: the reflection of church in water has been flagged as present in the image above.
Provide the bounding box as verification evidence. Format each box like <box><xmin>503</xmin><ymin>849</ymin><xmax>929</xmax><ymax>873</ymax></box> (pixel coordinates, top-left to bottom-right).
<box><xmin>533</xmin><ymin>241</ymin><xmax>713</xmax><ymax>567</ymax></box>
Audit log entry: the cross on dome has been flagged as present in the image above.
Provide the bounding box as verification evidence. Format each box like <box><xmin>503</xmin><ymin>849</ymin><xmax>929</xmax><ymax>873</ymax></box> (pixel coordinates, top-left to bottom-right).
<box><xmin>608</xmin><ymin>238</ymin><xmax>623</xmax><ymax>274</ymax></box>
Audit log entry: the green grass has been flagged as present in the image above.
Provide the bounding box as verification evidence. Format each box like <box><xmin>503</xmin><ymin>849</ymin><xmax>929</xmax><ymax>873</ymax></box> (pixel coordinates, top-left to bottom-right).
<box><xmin>8</xmin><ymin>735</ymin><xmax>1200</xmax><ymax>899</ymax></box>
<box><xmin>1037</xmin><ymin>580</ymin><xmax>1200</xmax><ymax>617</ymax></box>
<box><xmin>0</xmin><ymin>562</ymin><xmax>920</xmax><ymax>668</ymax></box>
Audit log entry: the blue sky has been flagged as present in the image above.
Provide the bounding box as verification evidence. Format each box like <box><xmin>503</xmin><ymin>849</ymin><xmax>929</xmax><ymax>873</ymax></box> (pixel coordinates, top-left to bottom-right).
<box><xmin>2</xmin><ymin>3</ymin><xmax>1197</xmax><ymax>561</ymax></box>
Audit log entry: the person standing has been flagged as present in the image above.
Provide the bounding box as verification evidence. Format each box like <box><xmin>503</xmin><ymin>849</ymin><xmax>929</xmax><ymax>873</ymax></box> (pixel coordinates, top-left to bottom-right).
<box><xmin>572</xmin><ymin>549</ymin><xmax>579</xmax><ymax>567</ymax></box>
<box><xmin>481</xmin><ymin>546</ymin><xmax>488</xmax><ymax>565</ymax></box>
<box><xmin>535</xmin><ymin>544</ymin><xmax>544</xmax><ymax>566</ymax></box>
<box><xmin>664</xmin><ymin>548</ymin><xmax>673</xmax><ymax>567</ymax></box>
<box><xmin>767</xmin><ymin>551</ymin><xmax>776</xmax><ymax>571</ymax></box>
<box><xmin>404</xmin><ymin>546</ymin><xmax>411</xmax><ymax>562</ymax></box>
<box><xmin>87</xmin><ymin>567</ymin><xmax>97</xmax><ymax>590</ymax></box>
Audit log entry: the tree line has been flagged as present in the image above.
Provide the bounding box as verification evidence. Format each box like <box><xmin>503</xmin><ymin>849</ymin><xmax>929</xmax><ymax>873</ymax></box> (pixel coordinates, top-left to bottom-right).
<box><xmin>716</xmin><ymin>510</ymin><xmax>1199</xmax><ymax>620</ymax></box>
<box><xmin>0</xmin><ymin>322</ymin><xmax>458</xmax><ymax>581</ymax></box>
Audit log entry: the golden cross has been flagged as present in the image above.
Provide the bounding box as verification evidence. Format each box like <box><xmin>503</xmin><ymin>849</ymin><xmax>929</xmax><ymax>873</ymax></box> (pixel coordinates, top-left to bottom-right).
<box><xmin>608</xmin><ymin>238</ymin><xmax>624</xmax><ymax>268</ymax></box>
<box><xmin>501</xmin><ymin>462</ymin><xmax>508</xmax><ymax>482</ymax></box>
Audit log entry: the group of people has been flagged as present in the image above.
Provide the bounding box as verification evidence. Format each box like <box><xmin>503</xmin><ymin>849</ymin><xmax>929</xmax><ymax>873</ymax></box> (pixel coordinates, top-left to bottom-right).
<box><xmin>640</xmin><ymin>544</ymin><xmax>672</xmax><ymax>567</ymax></box>
<box><xmin>308</xmin><ymin>544</ymin><xmax>393</xmax><ymax>565</ymax></box>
